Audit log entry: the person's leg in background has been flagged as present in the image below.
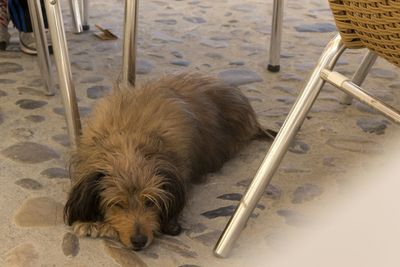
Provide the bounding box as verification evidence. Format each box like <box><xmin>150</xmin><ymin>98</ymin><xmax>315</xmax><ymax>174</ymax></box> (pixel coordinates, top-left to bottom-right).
<box><xmin>0</xmin><ymin>0</ymin><xmax>10</xmax><ymax>50</ymax></box>
<box><xmin>8</xmin><ymin>0</ymin><xmax>49</xmax><ymax>54</ymax></box>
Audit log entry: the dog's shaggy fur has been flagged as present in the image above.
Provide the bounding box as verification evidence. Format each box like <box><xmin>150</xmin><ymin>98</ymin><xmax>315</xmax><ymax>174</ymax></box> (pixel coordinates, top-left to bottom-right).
<box><xmin>64</xmin><ymin>73</ymin><xmax>273</xmax><ymax>250</ymax></box>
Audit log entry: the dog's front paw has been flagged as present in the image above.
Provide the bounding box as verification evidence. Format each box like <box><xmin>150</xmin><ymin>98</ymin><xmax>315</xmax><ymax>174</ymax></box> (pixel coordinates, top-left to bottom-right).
<box><xmin>72</xmin><ymin>221</ymin><xmax>118</xmax><ymax>239</ymax></box>
<box><xmin>72</xmin><ymin>221</ymin><xmax>100</xmax><ymax>237</ymax></box>
<box><xmin>161</xmin><ymin>220</ymin><xmax>182</xmax><ymax>236</ymax></box>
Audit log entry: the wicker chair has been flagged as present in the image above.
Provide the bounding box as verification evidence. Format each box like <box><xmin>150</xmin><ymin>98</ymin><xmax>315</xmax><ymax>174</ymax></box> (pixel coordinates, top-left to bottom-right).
<box><xmin>214</xmin><ymin>0</ymin><xmax>400</xmax><ymax>257</ymax></box>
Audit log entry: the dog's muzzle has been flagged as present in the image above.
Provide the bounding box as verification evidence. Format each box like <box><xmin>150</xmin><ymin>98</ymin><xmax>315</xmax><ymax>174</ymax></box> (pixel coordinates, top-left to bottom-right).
<box><xmin>131</xmin><ymin>234</ymin><xmax>148</xmax><ymax>250</ymax></box>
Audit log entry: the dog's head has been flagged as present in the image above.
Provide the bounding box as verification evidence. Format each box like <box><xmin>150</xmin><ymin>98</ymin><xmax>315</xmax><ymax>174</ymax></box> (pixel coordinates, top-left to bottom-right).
<box><xmin>64</xmin><ymin>154</ymin><xmax>186</xmax><ymax>250</ymax></box>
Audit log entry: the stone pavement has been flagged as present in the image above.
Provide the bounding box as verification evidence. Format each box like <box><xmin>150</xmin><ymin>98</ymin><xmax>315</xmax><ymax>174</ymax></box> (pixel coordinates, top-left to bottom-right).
<box><xmin>0</xmin><ymin>0</ymin><xmax>399</xmax><ymax>266</ymax></box>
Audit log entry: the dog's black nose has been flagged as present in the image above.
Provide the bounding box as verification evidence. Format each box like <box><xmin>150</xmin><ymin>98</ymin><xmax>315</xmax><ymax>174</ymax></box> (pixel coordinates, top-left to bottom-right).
<box><xmin>131</xmin><ymin>234</ymin><xmax>148</xmax><ymax>250</ymax></box>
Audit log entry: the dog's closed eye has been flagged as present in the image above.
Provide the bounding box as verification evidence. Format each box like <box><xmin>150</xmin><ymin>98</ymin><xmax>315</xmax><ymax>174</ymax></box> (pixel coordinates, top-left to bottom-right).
<box><xmin>144</xmin><ymin>199</ymin><xmax>155</xmax><ymax>208</ymax></box>
<box><xmin>114</xmin><ymin>203</ymin><xmax>125</xmax><ymax>209</ymax></box>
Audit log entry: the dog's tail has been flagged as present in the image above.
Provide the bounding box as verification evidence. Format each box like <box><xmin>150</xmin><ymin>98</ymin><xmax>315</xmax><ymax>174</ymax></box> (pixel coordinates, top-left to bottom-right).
<box><xmin>254</xmin><ymin>126</ymin><xmax>278</xmax><ymax>140</ymax></box>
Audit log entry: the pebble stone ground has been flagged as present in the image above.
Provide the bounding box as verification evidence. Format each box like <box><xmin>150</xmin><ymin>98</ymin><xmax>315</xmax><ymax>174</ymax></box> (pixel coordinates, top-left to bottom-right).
<box><xmin>1</xmin><ymin>0</ymin><xmax>400</xmax><ymax>266</ymax></box>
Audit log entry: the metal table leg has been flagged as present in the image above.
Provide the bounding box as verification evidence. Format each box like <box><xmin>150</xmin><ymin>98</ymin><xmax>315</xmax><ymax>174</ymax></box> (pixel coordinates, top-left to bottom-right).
<box><xmin>27</xmin><ymin>0</ymin><xmax>54</xmax><ymax>96</ymax></box>
<box><xmin>267</xmin><ymin>0</ymin><xmax>284</xmax><ymax>72</ymax></box>
<box><xmin>69</xmin><ymin>0</ymin><xmax>83</xmax><ymax>33</ymax></box>
<box><xmin>121</xmin><ymin>0</ymin><xmax>138</xmax><ymax>87</ymax></box>
<box><xmin>80</xmin><ymin>0</ymin><xmax>89</xmax><ymax>30</ymax></box>
<box><xmin>44</xmin><ymin>0</ymin><xmax>81</xmax><ymax>147</ymax></box>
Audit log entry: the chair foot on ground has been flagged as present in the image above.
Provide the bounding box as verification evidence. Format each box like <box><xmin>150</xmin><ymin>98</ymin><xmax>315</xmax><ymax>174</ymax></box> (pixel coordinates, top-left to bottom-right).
<box><xmin>267</xmin><ymin>0</ymin><xmax>284</xmax><ymax>73</ymax></box>
<box><xmin>69</xmin><ymin>0</ymin><xmax>89</xmax><ymax>33</ymax></box>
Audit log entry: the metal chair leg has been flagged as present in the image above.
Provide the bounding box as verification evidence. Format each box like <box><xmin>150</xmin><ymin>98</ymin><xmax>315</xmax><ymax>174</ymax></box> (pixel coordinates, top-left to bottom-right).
<box><xmin>321</xmin><ymin>69</ymin><xmax>400</xmax><ymax>123</ymax></box>
<box><xmin>214</xmin><ymin>34</ymin><xmax>346</xmax><ymax>258</ymax></box>
<box><xmin>27</xmin><ymin>0</ymin><xmax>54</xmax><ymax>96</ymax></box>
<box><xmin>80</xmin><ymin>0</ymin><xmax>89</xmax><ymax>30</ymax></box>
<box><xmin>267</xmin><ymin>0</ymin><xmax>284</xmax><ymax>72</ymax></box>
<box><xmin>340</xmin><ymin>51</ymin><xmax>378</xmax><ymax>105</ymax></box>
<box><xmin>44</xmin><ymin>0</ymin><xmax>81</xmax><ymax>148</ymax></box>
<box><xmin>69</xmin><ymin>0</ymin><xmax>83</xmax><ymax>33</ymax></box>
<box><xmin>122</xmin><ymin>0</ymin><xmax>138</xmax><ymax>86</ymax></box>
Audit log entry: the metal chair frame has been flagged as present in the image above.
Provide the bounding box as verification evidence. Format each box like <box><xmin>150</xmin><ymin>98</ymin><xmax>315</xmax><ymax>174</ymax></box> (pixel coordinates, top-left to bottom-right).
<box><xmin>214</xmin><ymin>33</ymin><xmax>400</xmax><ymax>258</ymax></box>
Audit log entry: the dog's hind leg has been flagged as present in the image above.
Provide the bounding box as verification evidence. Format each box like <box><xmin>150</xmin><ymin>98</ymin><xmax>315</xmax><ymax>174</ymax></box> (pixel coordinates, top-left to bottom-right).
<box><xmin>72</xmin><ymin>221</ymin><xmax>118</xmax><ymax>239</ymax></box>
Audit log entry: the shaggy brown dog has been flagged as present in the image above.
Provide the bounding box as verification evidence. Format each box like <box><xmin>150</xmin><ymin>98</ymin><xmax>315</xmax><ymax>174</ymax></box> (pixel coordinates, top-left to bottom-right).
<box><xmin>64</xmin><ymin>73</ymin><xmax>274</xmax><ymax>251</ymax></box>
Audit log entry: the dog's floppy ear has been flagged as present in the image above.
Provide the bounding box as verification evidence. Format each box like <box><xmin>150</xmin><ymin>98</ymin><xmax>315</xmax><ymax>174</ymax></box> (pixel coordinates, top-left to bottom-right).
<box><xmin>157</xmin><ymin>165</ymin><xmax>186</xmax><ymax>236</ymax></box>
<box><xmin>64</xmin><ymin>172</ymin><xmax>105</xmax><ymax>225</ymax></box>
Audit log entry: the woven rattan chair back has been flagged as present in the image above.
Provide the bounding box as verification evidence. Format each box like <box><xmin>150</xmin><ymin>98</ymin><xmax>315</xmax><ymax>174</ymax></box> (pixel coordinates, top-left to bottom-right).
<box><xmin>329</xmin><ymin>0</ymin><xmax>400</xmax><ymax>67</ymax></box>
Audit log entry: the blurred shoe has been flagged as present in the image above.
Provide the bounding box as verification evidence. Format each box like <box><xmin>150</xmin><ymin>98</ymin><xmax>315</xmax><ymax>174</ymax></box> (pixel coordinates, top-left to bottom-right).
<box><xmin>20</xmin><ymin>31</ymin><xmax>53</xmax><ymax>55</ymax></box>
<box><xmin>0</xmin><ymin>0</ymin><xmax>10</xmax><ymax>50</ymax></box>
<box><xmin>20</xmin><ymin>32</ymin><xmax>37</xmax><ymax>55</ymax></box>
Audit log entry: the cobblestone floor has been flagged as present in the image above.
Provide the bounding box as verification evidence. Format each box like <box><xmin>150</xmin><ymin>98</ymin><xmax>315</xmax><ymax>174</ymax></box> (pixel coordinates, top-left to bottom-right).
<box><xmin>1</xmin><ymin>0</ymin><xmax>400</xmax><ymax>266</ymax></box>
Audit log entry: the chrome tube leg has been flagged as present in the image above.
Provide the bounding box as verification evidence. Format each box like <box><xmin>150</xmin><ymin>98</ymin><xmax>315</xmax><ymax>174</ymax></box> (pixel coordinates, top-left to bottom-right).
<box><xmin>121</xmin><ymin>0</ymin><xmax>138</xmax><ymax>86</ymax></box>
<box><xmin>321</xmin><ymin>69</ymin><xmax>400</xmax><ymax>123</ymax></box>
<box><xmin>27</xmin><ymin>0</ymin><xmax>54</xmax><ymax>96</ymax></box>
<box><xmin>267</xmin><ymin>0</ymin><xmax>284</xmax><ymax>72</ymax></box>
<box><xmin>69</xmin><ymin>0</ymin><xmax>83</xmax><ymax>33</ymax></box>
<box><xmin>44</xmin><ymin>0</ymin><xmax>81</xmax><ymax>147</ymax></box>
<box><xmin>214</xmin><ymin>34</ymin><xmax>346</xmax><ymax>258</ymax></box>
<box><xmin>340</xmin><ymin>50</ymin><xmax>378</xmax><ymax>105</ymax></box>
<box><xmin>80</xmin><ymin>0</ymin><xmax>89</xmax><ymax>30</ymax></box>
